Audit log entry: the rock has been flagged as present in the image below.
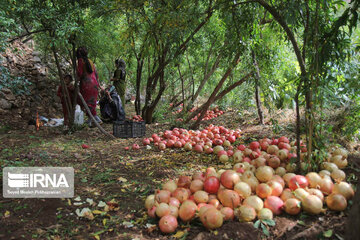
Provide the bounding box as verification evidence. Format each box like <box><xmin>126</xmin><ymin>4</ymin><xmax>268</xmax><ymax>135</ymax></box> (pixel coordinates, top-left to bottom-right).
<box><xmin>33</xmin><ymin>56</ymin><xmax>41</xmax><ymax>62</ymax></box>
<box><xmin>1</xmin><ymin>88</ymin><xmax>12</xmax><ymax>94</ymax></box>
<box><xmin>0</xmin><ymin>99</ymin><xmax>12</xmax><ymax>109</ymax></box>
<box><xmin>4</xmin><ymin>92</ymin><xmax>16</xmax><ymax>101</ymax></box>
<box><xmin>32</xmin><ymin>51</ymin><xmax>40</xmax><ymax>56</ymax></box>
<box><xmin>0</xmin><ymin>108</ymin><xmax>7</xmax><ymax>115</ymax></box>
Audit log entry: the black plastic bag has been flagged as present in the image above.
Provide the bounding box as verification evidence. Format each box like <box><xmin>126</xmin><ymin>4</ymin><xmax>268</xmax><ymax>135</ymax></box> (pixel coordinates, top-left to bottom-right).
<box><xmin>99</xmin><ymin>88</ymin><xmax>125</xmax><ymax>122</ymax></box>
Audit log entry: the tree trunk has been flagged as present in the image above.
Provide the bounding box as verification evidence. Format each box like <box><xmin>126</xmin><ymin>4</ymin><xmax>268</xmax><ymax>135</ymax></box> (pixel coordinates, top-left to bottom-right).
<box><xmin>70</xmin><ymin>40</ymin><xmax>79</xmax><ymax>125</ymax></box>
<box><xmin>189</xmin><ymin>54</ymin><xmax>221</xmax><ymax>109</ymax></box>
<box><xmin>213</xmin><ymin>72</ymin><xmax>252</xmax><ymax>102</ymax></box>
<box><xmin>188</xmin><ymin>52</ymin><xmax>242</xmax><ymax>129</ymax></box>
<box><xmin>135</xmin><ymin>58</ymin><xmax>143</xmax><ymax>115</ymax></box>
<box><xmin>254</xmin><ymin>0</ymin><xmax>307</xmax><ymax>167</ymax></box>
<box><xmin>251</xmin><ymin>50</ymin><xmax>264</xmax><ymax>124</ymax></box>
<box><xmin>144</xmin><ymin>68</ymin><xmax>166</xmax><ymax>123</ymax></box>
<box><xmin>140</xmin><ymin>7</ymin><xmax>214</xmax><ymax>123</ymax></box>
<box><xmin>346</xmin><ymin>176</ymin><xmax>360</xmax><ymax>240</ymax></box>
<box><xmin>178</xmin><ymin>65</ymin><xmax>185</xmax><ymax>110</ymax></box>
<box><xmin>295</xmin><ymin>84</ymin><xmax>302</xmax><ymax>172</ymax></box>
<box><xmin>78</xmin><ymin>93</ymin><xmax>115</xmax><ymax>139</ymax></box>
<box><xmin>51</xmin><ymin>46</ymin><xmax>74</xmax><ymax>128</ymax></box>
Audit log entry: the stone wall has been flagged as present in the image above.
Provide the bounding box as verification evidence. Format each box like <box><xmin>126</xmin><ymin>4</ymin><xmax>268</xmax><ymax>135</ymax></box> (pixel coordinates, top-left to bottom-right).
<box><xmin>0</xmin><ymin>40</ymin><xmax>62</xmax><ymax>129</ymax></box>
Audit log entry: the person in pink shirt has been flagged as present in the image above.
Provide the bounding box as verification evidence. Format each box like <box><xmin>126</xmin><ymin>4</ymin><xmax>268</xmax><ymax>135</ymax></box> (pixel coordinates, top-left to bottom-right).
<box><xmin>76</xmin><ymin>46</ymin><xmax>102</xmax><ymax>126</ymax></box>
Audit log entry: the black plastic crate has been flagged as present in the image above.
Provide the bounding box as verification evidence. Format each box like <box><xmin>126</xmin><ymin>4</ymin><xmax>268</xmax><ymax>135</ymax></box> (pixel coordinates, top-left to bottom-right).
<box><xmin>113</xmin><ymin>120</ymin><xmax>146</xmax><ymax>138</ymax></box>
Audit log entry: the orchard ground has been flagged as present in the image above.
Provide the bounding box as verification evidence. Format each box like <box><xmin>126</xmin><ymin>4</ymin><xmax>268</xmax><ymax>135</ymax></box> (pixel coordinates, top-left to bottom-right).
<box><xmin>0</xmin><ymin>107</ymin><xmax>359</xmax><ymax>240</ymax></box>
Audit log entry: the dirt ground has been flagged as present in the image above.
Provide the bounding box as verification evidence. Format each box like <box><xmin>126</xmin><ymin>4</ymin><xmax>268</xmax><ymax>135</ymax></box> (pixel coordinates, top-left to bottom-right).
<box><xmin>0</xmin><ymin>108</ymin><xmax>359</xmax><ymax>240</ymax></box>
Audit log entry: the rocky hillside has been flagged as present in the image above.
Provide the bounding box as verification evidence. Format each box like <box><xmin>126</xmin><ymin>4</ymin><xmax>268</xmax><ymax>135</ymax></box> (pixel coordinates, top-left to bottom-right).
<box><xmin>0</xmin><ymin>40</ymin><xmax>62</xmax><ymax>129</ymax></box>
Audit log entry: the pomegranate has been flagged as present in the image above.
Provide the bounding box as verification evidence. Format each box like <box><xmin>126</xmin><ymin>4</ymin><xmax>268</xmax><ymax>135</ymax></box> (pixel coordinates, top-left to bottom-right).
<box><xmin>184</xmin><ymin>142</ymin><xmax>192</xmax><ymax>151</ymax></box>
<box><xmin>275</xmin><ymin>167</ymin><xmax>286</xmax><ymax>177</ymax></box>
<box><xmin>267</xmin><ymin>145</ymin><xmax>279</xmax><ymax>155</ymax></box>
<box><xmin>179</xmin><ymin>200</ymin><xmax>197</xmax><ymax>222</ymax></box>
<box><xmin>283</xmin><ymin>173</ymin><xmax>296</xmax><ymax>187</ymax></box>
<box><xmin>237</xmin><ymin>205</ymin><xmax>257</xmax><ymax>222</ymax></box>
<box><xmin>209</xmin><ymin>198</ymin><xmax>221</xmax><ymax>209</ymax></box>
<box><xmin>199</xmin><ymin>204</ymin><xmax>215</xmax><ymax>217</ymax></box>
<box><xmin>288</xmin><ymin>175</ymin><xmax>309</xmax><ymax>190</ymax></box>
<box><xmin>284</xmin><ymin>198</ymin><xmax>301</xmax><ymax>215</ymax></box>
<box><xmin>200</xmin><ymin>208</ymin><xmax>224</xmax><ymax>229</ymax></box>
<box><xmin>256</xmin><ymin>183</ymin><xmax>272</xmax><ymax>199</ymax></box>
<box><xmin>132</xmin><ymin>143</ymin><xmax>140</xmax><ymax>150</ymax></box>
<box><xmin>294</xmin><ymin>188</ymin><xmax>310</xmax><ymax>201</ymax></box>
<box><xmin>159</xmin><ymin>215</ymin><xmax>178</xmax><ymax>233</ymax></box>
<box><xmin>243</xmin><ymin>195</ymin><xmax>263</xmax><ymax>212</ymax></box>
<box><xmin>332</xmin><ymin>182</ymin><xmax>354</xmax><ymax>200</ymax></box>
<box><xmin>268</xmin><ymin>156</ymin><xmax>281</xmax><ymax>169</ymax></box>
<box><xmin>169</xmin><ymin>205</ymin><xmax>179</xmax><ymax>217</ymax></box>
<box><xmin>158</xmin><ymin>142</ymin><xmax>166</xmax><ymax>150</ymax></box>
<box><xmin>204</xmin><ymin>176</ymin><xmax>220</xmax><ymax>194</ymax></box>
<box><xmin>205</xmin><ymin>167</ymin><xmax>217</xmax><ymax>178</ymax></box>
<box><xmin>307</xmin><ymin>188</ymin><xmax>324</xmax><ymax>202</ymax></box>
<box><xmin>172</xmin><ymin>188</ymin><xmax>189</xmax><ymax>203</ymax></box>
<box><xmin>255</xmin><ymin>166</ymin><xmax>274</xmax><ymax>183</ymax></box>
<box><xmin>194</xmin><ymin>144</ymin><xmax>203</xmax><ymax>153</ymax></box>
<box><xmin>220</xmin><ymin>170</ymin><xmax>240</xmax><ymax>189</ymax></box>
<box><xmin>192</xmin><ymin>172</ymin><xmax>206</xmax><ymax>181</ymax></box>
<box><xmin>145</xmin><ymin>194</ymin><xmax>155</xmax><ymax>210</ymax></box>
<box><xmin>156</xmin><ymin>202</ymin><xmax>171</xmax><ymax>218</ymax></box>
<box><xmin>194</xmin><ymin>190</ymin><xmax>209</xmax><ymax>204</ymax></box>
<box><xmin>278</xmin><ymin>136</ymin><xmax>289</xmax><ymax>143</ymax></box>
<box><xmin>258</xmin><ymin>208</ymin><xmax>273</xmax><ymax>220</ymax></box>
<box><xmin>237</xmin><ymin>144</ymin><xmax>246</xmax><ymax>151</ymax></box>
<box><xmin>220</xmin><ymin>207</ymin><xmax>234</xmax><ymax>221</ymax></box>
<box><xmin>219</xmin><ymin>154</ymin><xmax>229</xmax><ymax>163</ymax></box>
<box><xmin>177</xmin><ymin>175</ymin><xmax>191</xmax><ymax>188</ymax></box>
<box><xmin>280</xmin><ymin>188</ymin><xmax>295</xmax><ymax>202</ymax></box>
<box><xmin>333</xmin><ymin>148</ymin><xmax>348</xmax><ymax>159</ymax></box>
<box><xmin>205</xmin><ymin>147</ymin><xmax>214</xmax><ymax>154</ymax></box>
<box><xmin>155</xmin><ymin>190</ymin><xmax>171</xmax><ymax>203</ymax></box>
<box><xmin>302</xmin><ymin>195</ymin><xmax>324</xmax><ymax>215</ymax></box>
<box><xmin>326</xmin><ymin>193</ymin><xmax>347</xmax><ymax>211</ymax></box>
<box><xmin>217</xmin><ymin>189</ymin><xmax>240</xmax><ymax>209</ymax></box>
<box><xmin>264</xmin><ymin>196</ymin><xmax>284</xmax><ymax>215</ymax></box>
<box><xmin>190</xmin><ymin>179</ymin><xmax>204</xmax><ymax>193</ymax></box>
<box><xmin>249</xmin><ymin>141</ymin><xmax>260</xmax><ymax>150</ymax></box>
<box><xmin>241</xmin><ymin>171</ymin><xmax>259</xmax><ymax>192</ymax></box>
<box><xmin>169</xmin><ymin>197</ymin><xmax>180</xmax><ymax>208</ymax></box>
<box><xmin>142</xmin><ymin>138</ymin><xmax>150</xmax><ymax>146</ymax></box>
<box><xmin>213</xmin><ymin>146</ymin><xmax>224</xmax><ymax>154</ymax></box>
<box><xmin>267</xmin><ymin>180</ymin><xmax>283</xmax><ymax>197</ymax></box>
<box><xmin>147</xmin><ymin>206</ymin><xmax>156</xmax><ymax>218</ymax></box>
<box><xmin>306</xmin><ymin>172</ymin><xmax>322</xmax><ymax>189</ymax></box>
<box><xmin>234</xmin><ymin>182</ymin><xmax>252</xmax><ymax>199</ymax></box>
<box><xmin>162</xmin><ymin>180</ymin><xmax>177</xmax><ymax>193</ymax></box>
<box><xmin>254</xmin><ymin>157</ymin><xmax>267</xmax><ymax>167</ymax></box>
<box><xmin>271</xmin><ymin>175</ymin><xmax>285</xmax><ymax>188</ymax></box>
<box><xmin>319</xmin><ymin>177</ymin><xmax>334</xmax><ymax>195</ymax></box>
<box><xmin>330</xmin><ymin>169</ymin><xmax>346</xmax><ymax>182</ymax></box>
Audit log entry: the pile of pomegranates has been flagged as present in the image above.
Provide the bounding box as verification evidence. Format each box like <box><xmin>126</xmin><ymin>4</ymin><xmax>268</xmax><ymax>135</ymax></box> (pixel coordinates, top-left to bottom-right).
<box><xmin>144</xmin><ymin>134</ymin><xmax>354</xmax><ymax>234</ymax></box>
<box><xmin>131</xmin><ymin>115</ymin><xmax>143</xmax><ymax>122</ymax></box>
<box><xmin>141</xmin><ymin>124</ymin><xmax>241</xmax><ymax>153</ymax></box>
<box><xmin>171</xmin><ymin>106</ymin><xmax>225</xmax><ymax>121</ymax></box>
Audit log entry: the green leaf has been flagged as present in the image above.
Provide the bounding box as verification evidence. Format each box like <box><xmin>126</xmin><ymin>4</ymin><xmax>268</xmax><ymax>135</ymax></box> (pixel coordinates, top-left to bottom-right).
<box><xmin>297</xmin><ymin>220</ymin><xmax>306</xmax><ymax>226</ymax></box>
<box><xmin>254</xmin><ymin>220</ymin><xmax>260</xmax><ymax>228</ymax></box>
<box><xmin>261</xmin><ymin>223</ymin><xmax>270</xmax><ymax>237</ymax></box>
<box><xmin>262</xmin><ymin>219</ymin><xmax>276</xmax><ymax>226</ymax></box>
<box><xmin>323</xmin><ymin>229</ymin><xmax>333</xmax><ymax>238</ymax></box>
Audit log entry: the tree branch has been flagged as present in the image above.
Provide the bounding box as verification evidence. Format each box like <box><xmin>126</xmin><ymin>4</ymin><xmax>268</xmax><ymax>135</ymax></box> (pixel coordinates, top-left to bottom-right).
<box><xmin>254</xmin><ymin>0</ymin><xmax>306</xmax><ymax>75</ymax></box>
<box><xmin>8</xmin><ymin>28</ymin><xmax>50</xmax><ymax>43</ymax></box>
